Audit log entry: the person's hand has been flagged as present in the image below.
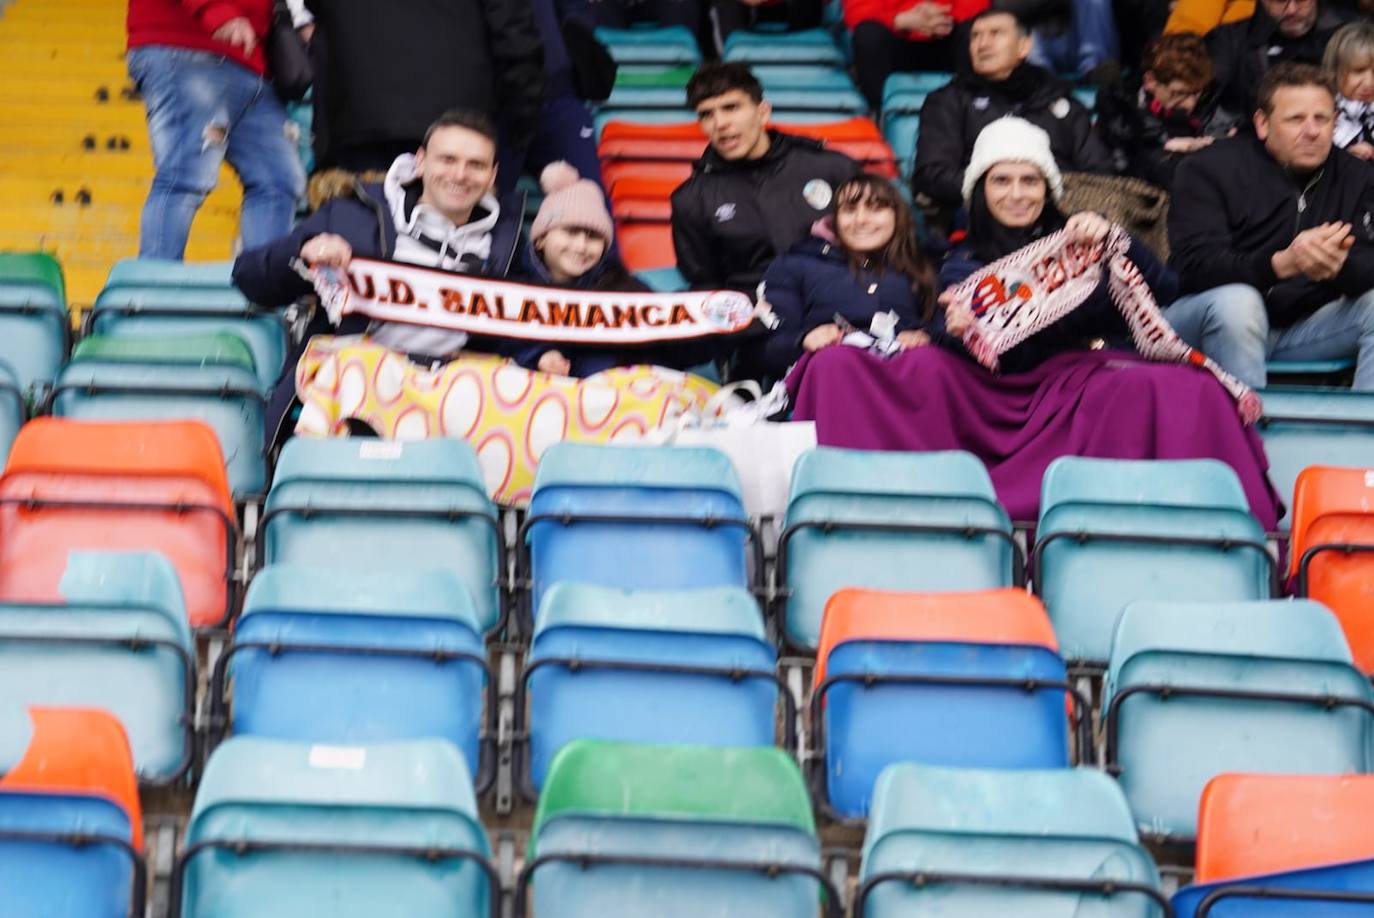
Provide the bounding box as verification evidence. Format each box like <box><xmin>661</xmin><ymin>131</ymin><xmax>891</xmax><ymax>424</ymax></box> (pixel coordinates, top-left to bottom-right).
<box><xmin>939</xmin><ymin>290</ymin><xmax>976</xmax><ymax>337</ymax></box>
<box><xmin>894</xmin><ymin>1</ymin><xmax>954</xmax><ymax>36</ymax></box>
<box><xmin>1349</xmin><ymin>142</ymin><xmax>1374</xmax><ymax>161</ymax></box>
<box><xmin>802</xmin><ymin>324</ymin><xmax>843</xmax><ymax>351</ymax></box>
<box><xmin>301</xmin><ymin>233</ymin><xmax>353</xmax><ymax>268</ymax></box>
<box><xmin>297</xmin><ymin>22</ymin><xmax>315</xmax><ymax>42</ymax></box>
<box><xmin>1277</xmin><ymin>222</ymin><xmax>1354</xmax><ymax>282</ymax></box>
<box><xmin>896</xmin><ymin>329</ymin><xmax>931</xmax><ymax>349</ymax></box>
<box><xmin>1065</xmin><ymin>211</ymin><xmax>1111</xmax><ymax>245</ymax></box>
<box><xmin>1163</xmin><ymin>136</ymin><xmax>1214</xmax><ymax>154</ymax></box>
<box><xmin>537</xmin><ymin>350</ymin><xmax>573</xmax><ymax>376</ymax></box>
<box><xmin>212</xmin><ymin>17</ymin><xmax>257</xmax><ymax>54</ymax></box>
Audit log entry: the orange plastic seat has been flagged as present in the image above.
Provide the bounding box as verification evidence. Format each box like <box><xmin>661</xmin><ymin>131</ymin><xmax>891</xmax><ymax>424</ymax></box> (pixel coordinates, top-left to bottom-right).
<box><xmin>1196</xmin><ymin>773</ymin><xmax>1374</xmax><ymax>882</ymax></box>
<box><xmin>2</xmin><ymin>706</ymin><xmax>143</xmax><ymax>849</ymax></box>
<box><xmin>618</xmin><ymin>222</ymin><xmax>677</xmax><ymax>272</ymax></box>
<box><xmin>1288</xmin><ymin>465</ymin><xmax>1374</xmax><ymax>672</ymax></box>
<box><xmin>610</xmin><ymin>177</ymin><xmax>682</xmax><ymax>208</ymax></box>
<box><xmin>814</xmin><ymin>588</ymin><xmax>1057</xmax><ymax>689</ymax></box>
<box><xmin>0</xmin><ymin>418</ymin><xmax>236</xmax><ymax>628</ymax></box>
<box><xmin>603</xmin><ymin>161</ymin><xmax>693</xmax><ymax>196</ymax></box>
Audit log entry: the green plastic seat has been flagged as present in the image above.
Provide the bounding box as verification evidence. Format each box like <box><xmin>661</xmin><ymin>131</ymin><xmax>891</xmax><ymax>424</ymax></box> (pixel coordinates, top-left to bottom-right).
<box><xmin>615</xmin><ymin>65</ymin><xmax>696</xmax><ymax>88</ymax></box>
<box><xmin>526</xmin><ymin>740</ymin><xmax>825</xmax><ymax>917</ymax></box>
<box><xmin>71</xmin><ymin>332</ymin><xmax>257</xmax><ymax>373</ymax></box>
<box><xmin>179</xmin><ymin>736</ymin><xmax>493</xmax><ymax>918</ymax></box>
<box><xmin>0</xmin><ymin>251</ymin><xmax>69</xmax><ymax>396</ymax></box>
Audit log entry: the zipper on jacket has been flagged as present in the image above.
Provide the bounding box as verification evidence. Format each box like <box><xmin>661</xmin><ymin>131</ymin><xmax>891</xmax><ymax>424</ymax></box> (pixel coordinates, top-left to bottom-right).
<box><xmin>1293</xmin><ymin>168</ymin><xmax>1323</xmax><ymax>235</ymax></box>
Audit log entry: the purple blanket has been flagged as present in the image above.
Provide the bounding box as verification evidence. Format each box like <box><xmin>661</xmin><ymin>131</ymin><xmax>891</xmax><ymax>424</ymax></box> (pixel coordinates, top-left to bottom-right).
<box><xmin>786</xmin><ymin>345</ymin><xmax>1281</xmax><ymax>530</ymax></box>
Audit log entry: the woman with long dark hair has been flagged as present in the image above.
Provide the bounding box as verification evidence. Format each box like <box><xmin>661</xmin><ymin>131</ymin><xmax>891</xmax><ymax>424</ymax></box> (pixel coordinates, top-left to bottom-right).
<box><xmin>751</xmin><ymin>173</ymin><xmax>938</xmax><ymax>380</ymax></box>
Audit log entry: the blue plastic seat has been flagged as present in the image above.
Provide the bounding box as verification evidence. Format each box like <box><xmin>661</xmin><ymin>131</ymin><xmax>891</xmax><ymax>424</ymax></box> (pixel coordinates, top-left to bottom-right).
<box><xmin>262</xmin><ymin>437</ymin><xmax>504</xmax><ymax>633</ymax></box>
<box><xmin>858</xmin><ymin>762</ymin><xmax>1166</xmax><ymax>917</ymax></box>
<box><xmin>1267</xmin><ymin>358</ymin><xmax>1357</xmax><ymax>379</ymax></box>
<box><xmin>0</xmin><ymin>252</ymin><xmax>69</xmax><ymax>399</ymax></box>
<box><xmin>779</xmin><ymin>449</ymin><xmax>1018</xmax><ymax>649</ymax></box>
<box><xmin>176</xmin><ymin>736</ymin><xmax>494</xmax><ymax>918</ymax></box>
<box><xmin>1104</xmin><ymin>600</ymin><xmax>1374</xmax><ymax>843</ymax></box>
<box><xmin>524</xmin><ymin>444</ymin><xmax>753</xmax><ymax>625</ymax></box>
<box><xmin>722</xmin><ymin>29</ymin><xmax>845</xmax><ymax>66</ymax></box>
<box><xmin>51</xmin><ymin>359</ymin><xmax>266</xmax><ymax>496</ymax></box>
<box><xmin>1257</xmin><ymin>388</ymin><xmax>1374</xmax><ymax>530</ymax></box>
<box><xmin>1174</xmin><ymin>858</ymin><xmax>1374</xmax><ymax>917</ymax></box>
<box><xmin>634</xmin><ymin>267</ymin><xmax>688</xmax><ymax>292</ymax></box>
<box><xmin>522</xmin><ymin>584</ymin><xmax>776</xmax><ymax>794</ymax></box>
<box><xmin>221</xmin><ymin>565</ymin><xmax>489</xmax><ymax>785</ymax></box>
<box><xmin>1034</xmin><ymin>457</ymin><xmax>1273</xmax><ymax>666</ymax></box>
<box><xmin>0</xmin><ymin>552</ymin><xmax>194</xmax><ymax>784</ymax></box>
<box><xmin>595</xmin><ymin>26</ymin><xmax>701</xmax><ymax>65</ymax></box>
<box><xmin>880</xmin><ymin>71</ymin><xmax>955</xmax><ymax>111</ymax></box>
<box><xmin>882</xmin><ymin>112</ymin><xmax>919</xmax><ymax>180</ymax></box>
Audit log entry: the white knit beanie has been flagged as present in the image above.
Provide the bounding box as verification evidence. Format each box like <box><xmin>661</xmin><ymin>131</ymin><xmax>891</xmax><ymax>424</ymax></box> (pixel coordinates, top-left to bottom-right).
<box><xmin>961</xmin><ymin>117</ymin><xmax>1065</xmax><ymax>206</ymax></box>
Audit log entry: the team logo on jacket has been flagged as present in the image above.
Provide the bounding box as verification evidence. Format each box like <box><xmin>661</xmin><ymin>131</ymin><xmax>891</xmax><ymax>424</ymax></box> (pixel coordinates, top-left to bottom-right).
<box><xmin>715</xmin><ymin>203</ymin><xmax>737</xmax><ymax>222</ymax></box>
<box><xmin>1051</xmin><ymin>98</ymin><xmax>1071</xmax><ymax>119</ymax></box>
<box><xmin>973</xmin><ymin>96</ymin><xmax>990</xmax><ymax>110</ymax></box>
<box><xmin>803</xmin><ymin>179</ymin><xmax>833</xmax><ymax>210</ymax></box>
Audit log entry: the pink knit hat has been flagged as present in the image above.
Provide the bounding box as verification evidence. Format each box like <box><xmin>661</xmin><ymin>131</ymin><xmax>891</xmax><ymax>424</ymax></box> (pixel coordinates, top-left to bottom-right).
<box><xmin>530</xmin><ymin>162</ymin><xmax>614</xmax><ymax>243</ymax></box>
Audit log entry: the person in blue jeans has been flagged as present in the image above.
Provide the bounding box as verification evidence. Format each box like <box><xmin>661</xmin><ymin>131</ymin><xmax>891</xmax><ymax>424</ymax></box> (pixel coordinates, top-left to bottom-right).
<box><xmin>1165</xmin><ymin>63</ymin><xmax>1374</xmax><ymax>390</ymax></box>
<box><xmin>126</xmin><ymin>0</ymin><xmax>305</xmax><ymax>260</ymax></box>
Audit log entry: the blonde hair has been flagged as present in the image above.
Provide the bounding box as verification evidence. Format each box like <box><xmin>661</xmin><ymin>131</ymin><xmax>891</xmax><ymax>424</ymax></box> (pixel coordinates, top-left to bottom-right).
<box><xmin>1324</xmin><ymin>21</ymin><xmax>1374</xmax><ymax>90</ymax></box>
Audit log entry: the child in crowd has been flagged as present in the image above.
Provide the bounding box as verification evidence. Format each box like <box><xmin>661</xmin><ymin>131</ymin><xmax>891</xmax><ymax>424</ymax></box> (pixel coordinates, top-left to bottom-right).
<box><xmin>1326</xmin><ymin>21</ymin><xmax>1374</xmax><ymax>160</ymax></box>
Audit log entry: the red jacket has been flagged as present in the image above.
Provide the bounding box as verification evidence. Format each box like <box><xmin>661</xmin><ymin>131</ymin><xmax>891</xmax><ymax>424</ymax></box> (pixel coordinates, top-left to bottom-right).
<box><xmin>127</xmin><ymin>0</ymin><xmax>273</xmax><ymax>75</ymax></box>
<box><xmin>843</xmin><ymin>0</ymin><xmax>989</xmax><ymax>38</ymax></box>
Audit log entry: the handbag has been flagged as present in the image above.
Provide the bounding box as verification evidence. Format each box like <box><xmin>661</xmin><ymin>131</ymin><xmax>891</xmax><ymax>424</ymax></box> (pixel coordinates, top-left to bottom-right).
<box><xmin>266</xmin><ymin>0</ymin><xmax>313</xmax><ymax>102</ymax></box>
<box><xmin>561</xmin><ymin>19</ymin><xmax>618</xmax><ymax>103</ymax></box>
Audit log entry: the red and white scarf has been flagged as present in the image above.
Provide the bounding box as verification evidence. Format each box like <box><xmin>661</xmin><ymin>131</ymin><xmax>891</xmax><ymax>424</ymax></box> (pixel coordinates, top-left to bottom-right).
<box><xmin>948</xmin><ymin>226</ymin><xmax>1261</xmax><ymax>424</ymax></box>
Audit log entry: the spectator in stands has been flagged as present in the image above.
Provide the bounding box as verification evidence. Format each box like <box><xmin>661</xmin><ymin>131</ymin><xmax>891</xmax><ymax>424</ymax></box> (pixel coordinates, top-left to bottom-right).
<box><xmin>752</xmin><ymin>174</ymin><xmax>937</xmax><ymax>379</ymax></box>
<box><xmin>1207</xmin><ymin>0</ymin><xmax>1353</xmax><ymax>121</ymax></box>
<box><xmin>912</xmin><ymin>10</ymin><xmax>1111</xmax><ymax>211</ymax></box>
<box><xmin>991</xmin><ymin>0</ymin><xmax>1118</xmax><ymax>80</ymax></box>
<box><xmin>1096</xmin><ymin>33</ymin><xmax>1238</xmax><ymax>187</ymax></box>
<box><xmin>844</xmin><ymin>0</ymin><xmax>987</xmax><ymax>111</ymax></box>
<box><xmin>1165</xmin><ymin>63</ymin><xmax>1374</xmax><ymax>390</ymax></box>
<box><xmin>712</xmin><ymin>0</ymin><xmax>824</xmax><ymax>50</ymax></box>
<box><xmin>1165</xmin><ymin>0</ymin><xmax>1254</xmax><ymax>36</ymax></box>
<box><xmin>300</xmin><ymin>0</ymin><xmax>544</xmax><ymax>174</ymax></box>
<box><xmin>127</xmin><ymin>0</ymin><xmax>304</xmax><ymax>260</ymax></box>
<box><xmin>671</xmin><ymin>62</ymin><xmax>860</xmax><ymax>296</ymax></box>
<box><xmin>231</xmin><ymin>109</ymin><xmax>525</xmax><ymax>428</ymax></box>
<box><xmin>1326</xmin><ymin>21</ymin><xmax>1374</xmax><ymax>160</ymax></box>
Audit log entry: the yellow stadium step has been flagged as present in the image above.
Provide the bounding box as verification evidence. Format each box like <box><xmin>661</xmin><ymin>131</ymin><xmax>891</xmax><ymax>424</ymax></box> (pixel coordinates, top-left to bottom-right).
<box><xmin>0</xmin><ymin>101</ymin><xmax>146</xmax><ymax>128</ymax></box>
<box><xmin>0</xmin><ymin>176</ymin><xmax>240</xmax><ymax>211</ymax></box>
<box><xmin>0</xmin><ymin>78</ymin><xmax>140</xmax><ymax>106</ymax></box>
<box><xmin>0</xmin><ymin>202</ymin><xmax>240</xmax><ymax>242</ymax></box>
<box><xmin>0</xmin><ymin>125</ymin><xmax>149</xmax><ymax>156</ymax></box>
<box><xmin>0</xmin><ymin>151</ymin><xmax>158</xmax><ymax>180</ymax></box>
<box><xmin>0</xmin><ymin>51</ymin><xmax>128</xmax><ymax>81</ymax></box>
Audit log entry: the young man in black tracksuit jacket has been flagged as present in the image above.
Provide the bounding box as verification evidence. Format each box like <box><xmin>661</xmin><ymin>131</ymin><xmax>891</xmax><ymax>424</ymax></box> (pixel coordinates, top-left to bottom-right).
<box><xmin>1165</xmin><ymin>63</ymin><xmax>1374</xmax><ymax>391</ymax></box>
<box><xmin>912</xmin><ymin>10</ymin><xmax>1111</xmax><ymax>212</ymax></box>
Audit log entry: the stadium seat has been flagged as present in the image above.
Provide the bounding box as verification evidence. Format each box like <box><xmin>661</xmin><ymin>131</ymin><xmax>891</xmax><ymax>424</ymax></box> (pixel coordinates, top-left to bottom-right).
<box><xmin>261</xmin><ymin>437</ymin><xmax>504</xmax><ymax>634</ymax></box>
<box><xmin>1290</xmin><ymin>465</ymin><xmax>1374</xmax><ymax>673</ymax></box>
<box><xmin>778</xmin><ymin>448</ymin><xmax>1019</xmax><ymax>650</ymax></box>
<box><xmin>0</xmin><ymin>551</ymin><xmax>194</xmax><ymax>784</ymax></box>
<box><xmin>0</xmin><ymin>365</ymin><xmax>21</xmax><ymax>468</ymax></box>
<box><xmin>1034</xmin><ymin>457</ymin><xmax>1273</xmax><ymax>667</ymax></box>
<box><xmin>595</xmin><ymin>26</ymin><xmax>702</xmax><ymax>66</ymax></box>
<box><xmin>173</xmin><ymin>737</ymin><xmax>496</xmax><ymax>918</ymax></box>
<box><xmin>634</xmin><ymin>267</ymin><xmax>689</xmax><ymax>292</ymax></box>
<box><xmin>0</xmin><ymin>419</ymin><xmax>236</xmax><ymax>629</ymax></box>
<box><xmin>1173</xmin><ymin>860</ymin><xmax>1374</xmax><ymax>917</ymax></box>
<box><xmin>857</xmin><ymin>762</ymin><xmax>1166</xmax><ymax>917</ymax></box>
<box><xmin>520</xmin><ymin>584</ymin><xmax>778</xmax><ymax>794</ymax></box>
<box><xmin>0</xmin><ymin>251</ymin><xmax>70</xmax><ymax>399</ymax></box>
<box><xmin>880</xmin><ymin>74</ymin><xmax>952</xmax><ymax>180</ymax></box>
<box><xmin>1104</xmin><ymin>600</ymin><xmax>1374</xmax><ymax>843</ymax></box>
<box><xmin>88</xmin><ymin>258</ymin><xmax>287</xmax><ymax>392</ymax></box>
<box><xmin>812</xmin><ymin>588</ymin><xmax>1082</xmax><ymax>820</ymax></box>
<box><xmin>523</xmin><ymin>444</ymin><xmax>756</xmax><ymax>626</ymax></box>
<box><xmin>1257</xmin><ymin>388</ymin><xmax>1374</xmax><ymax>530</ymax></box>
<box><xmin>520</xmin><ymin>740</ymin><xmax>833</xmax><ymax>917</ymax></box>
<box><xmin>0</xmin><ymin>707</ymin><xmax>145</xmax><ymax>918</ymax></box>
<box><xmin>880</xmin><ymin>72</ymin><xmax>956</xmax><ymax>111</ymax></box>
<box><xmin>617</xmin><ymin>220</ymin><xmax>678</xmax><ymax>272</ymax></box>
<box><xmin>52</xmin><ymin>333</ymin><xmax>267</xmax><ymax>496</ymax></box>
<box><xmin>722</xmin><ymin>28</ymin><xmax>845</xmax><ymax>66</ymax></box>
<box><xmin>1196</xmin><ymin>773</ymin><xmax>1374</xmax><ymax>883</ymax></box>
<box><xmin>216</xmin><ymin>566</ymin><xmax>490</xmax><ymax>786</ymax></box>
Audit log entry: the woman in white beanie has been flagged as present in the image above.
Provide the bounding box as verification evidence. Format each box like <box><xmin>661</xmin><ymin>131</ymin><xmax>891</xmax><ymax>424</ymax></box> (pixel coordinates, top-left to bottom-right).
<box><xmin>936</xmin><ymin>116</ymin><xmax>1178</xmax><ymax>372</ymax></box>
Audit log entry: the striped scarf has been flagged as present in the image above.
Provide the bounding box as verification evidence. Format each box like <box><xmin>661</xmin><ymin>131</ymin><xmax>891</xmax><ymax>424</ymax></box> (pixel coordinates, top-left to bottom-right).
<box><xmin>951</xmin><ymin>225</ymin><xmax>1261</xmax><ymax>424</ymax></box>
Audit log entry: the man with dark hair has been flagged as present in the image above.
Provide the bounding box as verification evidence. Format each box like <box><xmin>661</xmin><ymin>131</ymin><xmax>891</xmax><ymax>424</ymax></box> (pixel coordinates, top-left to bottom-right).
<box><xmin>912</xmin><ymin>10</ymin><xmax>1111</xmax><ymax>211</ymax></box>
<box><xmin>1166</xmin><ymin>63</ymin><xmax>1374</xmax><ymax>389</ymax></box>
<box><xmin>670</xmin><ymin>61</ymin><xmax>860</xmax><ymax>293</ymax></box>
<box><xmin>1207</xmin><ymin>0</ymin><xmax>1353</xmax><ymax>121</ymax></box>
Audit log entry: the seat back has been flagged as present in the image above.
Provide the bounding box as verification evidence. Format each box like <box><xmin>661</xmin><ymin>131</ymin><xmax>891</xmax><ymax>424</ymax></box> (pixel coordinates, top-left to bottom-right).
<box><xmin>0</xmin><ymin>419</ymin><xmax>234</xmax><ymax>629</ymax></box>
<box><xmin>0</xmin><ymin>364</ymin><xmax>21</xmax><ymax>468</ymax></box>
<box><xmin>721</xmin><ymin>28</ymin><xmax>844</xmax><ymax>66</ymax></box>
<box><xmin>1172</xmin><ymin>858</ymin><xmax>1374</xmax><ymax>918</ymax></box>
<box><xmin>595</xmin><ymin>26</ymin><xmax>701</xmax><ymax>66</ymax></box>
<box><xmin>0</xmin><ymin>251</ymin><xmax>69</xmax><ymax>395</ymax></box>
<box><xmin>0</xmin><ymin>707</ymin><xmax>142</xmax><ymax>918</ymax></box>
<box><xmin>782</xmin><ymin>449</ymin><xmax>1015</xmax><ymax>649</ymax></box>
<box><xmin>1106</xmin><ymin>600</ymin><xmax>1372</xmax><ymax>841</ymax></box>
<box><xmin>526</xmin><ymin>584</ymin><xmax>774</xmax><ymax>790</ymax></box>
<box><xmin>1258</xmin><ymin>389</ymin><xmax>1374</xmax><ymax>530</ymax></box>
<box><xmin>1290</xmin><ymin>465</ymin><xmax>1374</xmax><ymax>672</ymax></box>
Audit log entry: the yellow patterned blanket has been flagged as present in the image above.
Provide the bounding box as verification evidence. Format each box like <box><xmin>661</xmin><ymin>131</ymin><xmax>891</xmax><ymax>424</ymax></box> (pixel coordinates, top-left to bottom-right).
<box><xmin>294</xmin><ymin>336</ymin><xmax>721</xmax><ymax>504</ymax></box>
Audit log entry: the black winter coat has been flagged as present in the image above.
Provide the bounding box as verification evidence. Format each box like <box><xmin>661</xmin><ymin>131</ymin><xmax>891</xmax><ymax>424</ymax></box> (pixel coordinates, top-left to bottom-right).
<box><xmin>1095</xmin><ymin>78</ymin><xmax>1238</xmax><ymax>188</ymax></box>
<box><xmin>304</xmin><ymin>0</ymin><xmax>544</xmax><ymax>166</ymax></box>
<box><xmin>670</xmin><ymin>131</ymin><xmax>860</xmax><ymax>294</ymax></box>
<box><xmin>1168</xmin><ymin>135</ymin><xmax>1374</xmax><ymax>328</ymax></box>
<box><xmin>1207</xmin><ymin>4</ymin><xmax>1352</xmax><ymax>121</ymax></box>
<box><xmin>913</xmin><ymin>65</ymin><xmax>1113</xmax><ymax>208</ymax></box>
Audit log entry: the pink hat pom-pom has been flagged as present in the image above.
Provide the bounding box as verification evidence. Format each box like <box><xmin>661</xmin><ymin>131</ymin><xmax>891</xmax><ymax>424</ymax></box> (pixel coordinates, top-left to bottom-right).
<box><xmin>540</xmin><ymin>161</ymin><xmax>581</xmax><ymax>194</ymax></box>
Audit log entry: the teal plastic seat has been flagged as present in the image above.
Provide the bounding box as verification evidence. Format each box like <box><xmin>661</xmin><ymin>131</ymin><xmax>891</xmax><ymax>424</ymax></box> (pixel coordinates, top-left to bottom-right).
<box><xmin>780</xmin><ymin>449</ymin><xmax>1018</xmax><ymax>649</ymax></box>
<box><xmin>524</xmin><ymin>740</ymin><xmax>830</xmax><ymax>917</ymax></box>
<box><xmin>859</xmin><ymin>762</ymin><xmax>1166</xmax><ymax>917</ymax></box>
<box><xmin>1267</xmin><ymin>358</ymin><xmax>1356</xmax><ymax>380</ymax></box>
<box><xmin>0</xmin><ymin>251</ymin><xmax>69</xmax><ymax>398</ymax></box>
<box><xmin>0</xmin><ymin>551</ymin><xmax>194</xmax><ymax>784</ymax></box>
<box><xmin>722</xmin><ymin>29</ymin><xmax>845</xmax><ymax>66</ymax></box>
<box><xmin>882</xmin><ymin>112</ymin><xmax>919</xmax><ymax>181</ymax></box>
<box><xmin>1257</xmin><ymin>388</ymin><xmax>1374</xmax><ymax>530</ymax></box>
<box><xmin>1034</xmin><ymin>457</ymin><xmax>1273</xmax><ymax>666</ymax></box>
<box><xmin>176</xmin><ymin>736</ymin><xmax>494</xmax><ymax>918</ymax></box>
<box><xmin>52</xmin><ymin>358</ymin><xmax>266</xmax><ymax>496</ymax></box>
<box><xmin>1104</xmin><ymin>600</ymin><xmax>1373</xmax><ymax>842</ymax></box>
<box><xmin>595</xmin><ymin>26</ymin><xmax>701</xmax><ymax>65</ymax></box>
<box><xmin>756</xmin><ymin>66</ymin><xmax>860</xmax><ymax>94</ymax></box>
<box><xmin>881</xmin><ymin>72</ymin><xmax>955</xmax><ymax>111</ymax></box>
<box><xmin>0</xmin><ymin>364</ymin><xmax>21</xmax><ymax>468</ymax></box>
<box><xmin>634</xmin><ymin>267</ymin><xmax>688</xmax><ymax>292</ymax></box>
<box><xmin>263</xmin><ymin>437</ymin><xmax>503</xmax><ymax>633</ymax></box>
